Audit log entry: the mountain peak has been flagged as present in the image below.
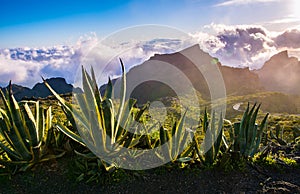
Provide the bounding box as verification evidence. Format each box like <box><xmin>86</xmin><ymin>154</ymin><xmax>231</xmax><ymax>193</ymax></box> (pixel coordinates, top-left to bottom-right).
<box><xmin>180</xmin><ymin>44</ymin><xmax>203</xmax><ymax>53</ymax></box>
<box><xmin>121</xmin><ymin>45</ymin><xmax>264</xmax><ymax>103</ymax></box>
<box><xmin>265</xmin><ymin>50</ymin><xmax>299</xmax><ymax>65</ymax></box>
<box><xmin>255</xmin><ymin>50</ymin><xmax>300</xmax><ymax>94</ymax></box>
<box><xmin>150</xmin><ymin>44</ymin><xmax>209</xmax><ymax>60</ymax></box>
<box><xmin>276</xmin><ymin>50</ymin><xmax>288</xmax><ymax>57</ymax></box>
<box><xmin>269</xmin><ymin>50</ymin><xmax>288</xmax><ymax>60</ymax></box>
<box><xmin>0</xmin><ymin>77</ymin><xmax>78</xmax><ymax>101</ymax></box>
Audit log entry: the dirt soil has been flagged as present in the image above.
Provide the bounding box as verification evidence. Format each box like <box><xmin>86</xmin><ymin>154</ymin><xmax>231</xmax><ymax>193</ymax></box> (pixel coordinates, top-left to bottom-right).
<box><xmin>0</xmin><ymin>155</ymin><xmax>299</xmax><ymax>194</ymax></box>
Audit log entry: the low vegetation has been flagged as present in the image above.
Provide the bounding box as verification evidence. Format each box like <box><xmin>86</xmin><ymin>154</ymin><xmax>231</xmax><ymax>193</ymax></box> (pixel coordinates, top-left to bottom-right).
<box><xmin>0</xmin><ymin>61</ymin><xmax>299</xmax><ymax>192</ymax></box>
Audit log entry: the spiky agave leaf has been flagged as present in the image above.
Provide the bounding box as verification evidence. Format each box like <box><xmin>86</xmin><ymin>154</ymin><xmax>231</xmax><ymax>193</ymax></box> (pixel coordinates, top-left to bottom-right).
<box><xmin>43</xmin><ymin>60</ymin><xmax>148</xmax><ymax>172</ymax></box>
<box><xmin>194</xmin><ymin>110</ymin><xmax>224</xmax><ymax>166</ymax></box>
<box><xmin>231</xmin><ymin>103</ymin><xmax>269</xmax><ymax>158</ymax></box>
<box><xmin>0</xmin><ymin>83</ymin><xmax>65</xmax><ymax>171</ymax></box>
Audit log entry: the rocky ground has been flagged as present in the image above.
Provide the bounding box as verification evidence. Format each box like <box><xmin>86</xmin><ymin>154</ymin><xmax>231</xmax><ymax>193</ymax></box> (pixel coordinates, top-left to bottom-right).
<box><xmin>0</xmin><ymin>155</ymin><xmax>299</xmax><ymax>194</ymax></box>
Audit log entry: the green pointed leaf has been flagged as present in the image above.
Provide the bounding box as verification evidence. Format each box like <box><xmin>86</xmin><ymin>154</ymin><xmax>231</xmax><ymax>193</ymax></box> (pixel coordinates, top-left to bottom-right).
<box><xmin>0</xmin><ymin>88</ymin><xmax>12</xmax><ymax>123</ymax></box>
<box><xmin>23</xmin><ymin>103</ymin><xmax>38</xmax><ymax>147</ymax></box>
<box><xmin>213</xmin><ymin>113</ymin><xmax>223</xmax><ymax>159</ymax></box>
<box><xmin>159</xmin><ymin>126</ymin><xmax>167</xmax><ymax>145</ymax></box>
<box><xmin>115</xmin><ymin>59</ymin><xmax>126</xmax><ymax>142</ymax></box>
<box><xmin>104</xmin><ymin>77</ymin><xmax>113</xmax><ymax>100</ymax></box>
<box><xmin>89</xmin><ymin>109</ymin><xmax>108</xmax><ymax>153</ymax></box>
<box><xmin>0</xmin><ymin>140</ymin><xmax>22</xmax><ymax>161</ymax></box>
<box><xmin>174</xmin><ymin>110</ymin><xmax>187</xmax><ymax>159</ymax></box>
<box><xmin>90</xmin><ymin>66</ymin><xmax>102</xmax><ymax>103</ymax></box>
<box><xmin>55</xmin><ymin>123</ymin><xmax>85</xmax><ymax>146</ymax></box>
<box><xmin>176</xmin><ymin>157</ymin><xmax>192</xmax><ymax>163</ymax></box>
<box><xmin>8</xmin><ymin>89</ymin><xmax>29</xmax><ymax>149</ymax></box>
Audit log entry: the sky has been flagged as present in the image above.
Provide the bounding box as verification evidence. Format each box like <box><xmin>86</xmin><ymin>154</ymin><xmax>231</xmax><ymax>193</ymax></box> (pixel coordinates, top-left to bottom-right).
<box><xmin>1</xmin><ymin>0</ymin><xmax>300</xmax><ymax>47</ymax></box>
<box><xmin>0</xmin><ymin>0</ymin><xmax>300</xmax><ymax>87</ymax></box>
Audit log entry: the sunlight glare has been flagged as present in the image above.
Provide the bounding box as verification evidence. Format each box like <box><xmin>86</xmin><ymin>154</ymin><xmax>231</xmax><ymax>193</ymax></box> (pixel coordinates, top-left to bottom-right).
<box><xmin>291</xmin><ymin>0</ymin><xmax>300</xmax><ymax>19</ymax></box>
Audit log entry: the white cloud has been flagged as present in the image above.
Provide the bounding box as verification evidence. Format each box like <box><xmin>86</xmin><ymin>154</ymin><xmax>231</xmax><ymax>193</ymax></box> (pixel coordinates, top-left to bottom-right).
<box><xmin>267</xmin><ymin>17</ymin><xmax>300</xmax><ymax>24</ymax></box>
<box><xmin>214</xmin><ymin>0</ymin><xmax>280</xmax><ymax>7</ymax></box>
<box><xmin>74</xmin><ymin>36</ymin><xmax>192</xmax><ymax>87</ymax></box>
<box><xmin>190</xmin><ymin>24</ymin><xmax>280</xmax><ymax>69</ymax></box>
<box><xmin>190</xmin><ymin>24</ymin><xmax>300</xmax><ymax>69</ymax></box>
<box><xmin>274</xmin><ymin>29</ymin><xmax>300</xmax><ymax>48</ymax></box>
<box><xmin>0</xmin><ymin>55</ymin><xmax>42</xmax><ymax>87</ymax></box>
<box><xmin>189</xmin><ymin>32</ymin><xmax>226</xmax><ymax>53</ymax></box>
<box><xmin>1</xmin><ymin>25</ymin><xmax>300</xmax><ymax>87</ymax></box>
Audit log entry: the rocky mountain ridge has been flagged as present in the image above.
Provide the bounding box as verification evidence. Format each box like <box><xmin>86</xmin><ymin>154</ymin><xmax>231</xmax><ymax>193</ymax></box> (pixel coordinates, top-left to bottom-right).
<box><xmin>254</xmin><ymin>50</ymin><xmax>300</xmax><ymax>94</ymax></box>
<box><xmin>2</xmin><ymin>45</ymin><xmax>299</xmax><ymax>102</ymax></box>
<box><xmin>0</xmin><ymin>77</ymin><xmax>80</xmax><ymax>101</ymax></box>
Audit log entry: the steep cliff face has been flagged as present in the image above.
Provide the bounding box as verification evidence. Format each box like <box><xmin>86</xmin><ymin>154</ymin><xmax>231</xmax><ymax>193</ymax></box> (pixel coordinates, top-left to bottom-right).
<box><xmin>218</xmin><ymin>64</ymin><xmax>264</xmax><ymax>95</ymax></box>
<box><xmin>123</xmin><ymin>45</ymin><xmax>264</xmax><ymax>103</ymax></box>
<box><xmin>254</xmin><ymin>50</ymin><xmax>300</xmax><ymax>95</ymax></box>
<box><xmin>32</xmin><ymin>77</ymin><xmax>75</xmax><ymax>98</ymax></box>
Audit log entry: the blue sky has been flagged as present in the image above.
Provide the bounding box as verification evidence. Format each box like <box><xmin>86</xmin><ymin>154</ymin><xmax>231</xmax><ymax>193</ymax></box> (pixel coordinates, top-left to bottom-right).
<box><xmin>1</xmin><ymin>0</ymin><xmax>299</xmax><ymax>47</ymax></box>
<box><xmin>0</xmin><ymin>0</ymin><xmax>300</xmax><ymax>87</ymax></box>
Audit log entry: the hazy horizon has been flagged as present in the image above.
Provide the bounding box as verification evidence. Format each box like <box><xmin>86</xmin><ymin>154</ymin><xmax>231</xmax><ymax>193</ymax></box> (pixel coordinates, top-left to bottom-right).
<box><xmin>0</xmin><ymin>0</ymin><xmax>300</xmax><ymax>87</ymax></box>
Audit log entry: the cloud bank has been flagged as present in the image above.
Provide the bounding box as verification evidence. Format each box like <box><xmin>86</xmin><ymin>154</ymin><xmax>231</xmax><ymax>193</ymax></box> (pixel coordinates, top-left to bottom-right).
<box><xmin>191</xmin><ymin>24</ymin><xmax>300</xmax><ymax>69</ymax></box>
<box><xmin>0</xmin><ymin>24</ymin><xmax>300</xmax><ymax>87</ymax></box>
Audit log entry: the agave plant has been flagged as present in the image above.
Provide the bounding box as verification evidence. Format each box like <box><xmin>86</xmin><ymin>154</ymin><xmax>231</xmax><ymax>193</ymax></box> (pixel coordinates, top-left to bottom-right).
<box><xmin>193</xmin><ymin>109</ymin><xmax>224</xmax><ymax>166</ymax></box>
<box><xmin>153</xmin><ymin>111</ymin><xmax>195</xmax><ymax>164</ymax></box>
<box><xmin>44</xmin><ymin>60</ymin><xmax>150</xmax><ymax>171</ymax></box>
<box><xmin>72</xmin><ymin>150</ymin><xmax>115</xmax><ymax>183</ymax></box>
<box><xmin>269</xmin><ymin>124</ymin><xmax>288</xmax><ymax>146</ymax></box>
<box><xmin>0</xmin><ymin>83</ymin><xmax>65</xmax><ymax>171</ymax></box>
<box><xmin>225</xmin><ymin>103</ymin><xmax>269</xmax><ymax>158</ymax></box>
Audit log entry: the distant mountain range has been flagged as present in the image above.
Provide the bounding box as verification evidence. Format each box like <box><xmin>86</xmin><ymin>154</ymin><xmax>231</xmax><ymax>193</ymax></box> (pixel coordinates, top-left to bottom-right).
<box><xmin>108</xmin><ymin>45</ymin><xmax>264</xmax><ymax>104</ymax></box>
<box><xmin>0</xmin><ymin>77</ymin><xmax>81</xmax><ymax>101</ymax></box>
<box><xmin>1</xmin><ymin>45</ymin><xmax>299</xmax><ymax>104</ymax></box>
<box><xmin>107</xmin><ymin>45</ymin><xmax>299</xmax><ymax>104</ymax></box>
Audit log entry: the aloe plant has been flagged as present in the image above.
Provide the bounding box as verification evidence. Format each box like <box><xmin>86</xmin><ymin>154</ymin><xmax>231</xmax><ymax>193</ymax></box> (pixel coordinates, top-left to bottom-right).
<box><xmin>193</xmin><ymin>109</ymin><xmax>224</xmax><ymax>166</ymax></box>
<box><xmin>44</xmin><ymin>60</ymin><xmax>149</xmax><ymax>171</ymax></box>
<box><xmin>0</xmin><ymin>83</ymin><xmax>65</xmax><ymax>171</ymax></box>
<box><xmin>229</xmin><ymin>103</ymin><xmax>269</xmax><ymax>158</ymax></box>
